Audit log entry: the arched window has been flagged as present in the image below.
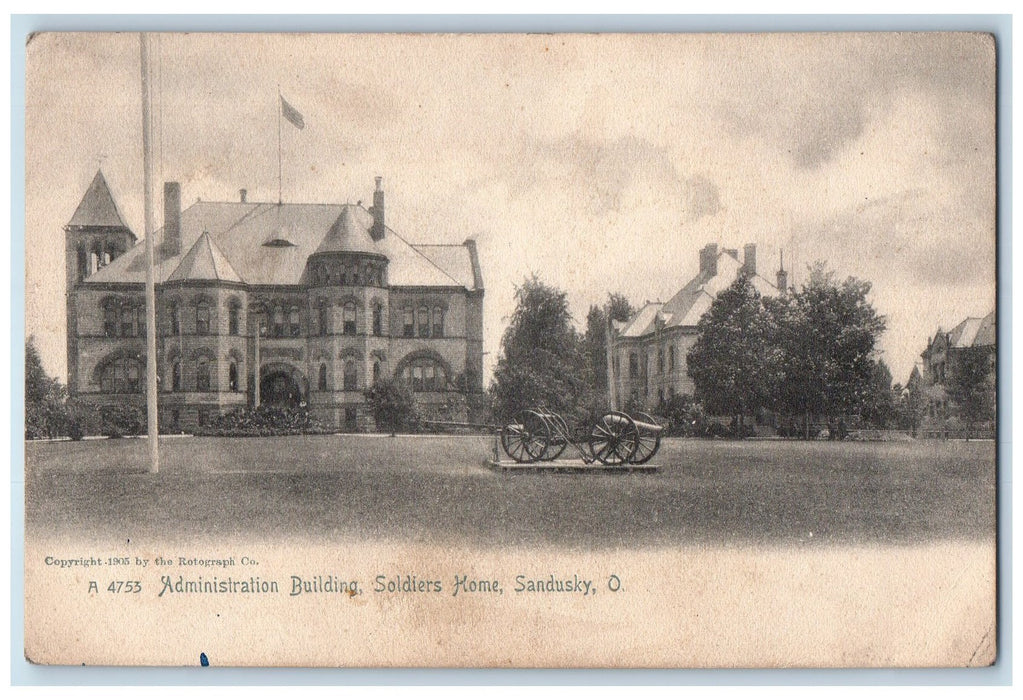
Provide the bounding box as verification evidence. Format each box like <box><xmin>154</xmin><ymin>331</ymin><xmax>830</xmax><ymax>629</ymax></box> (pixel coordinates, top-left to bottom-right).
<box><xmin>289</xmin><ymin>306</ymin><xmax>301</xmax><ymax>337</ymax></box>
<box><xmin>196</xmin><ymin>300</ymin><xmax>210</xmax><ymax>335</ymax></box>
<box><xmin>319</xmin><ymin>303</ymin><xmax>329</xmax><ymax>336</ymax></box>
<box><xmin>373</xmin><ymin>361</ymin><xmax>381</xmax><ymax>384</ymax></box>
<box><xmin>629</xmin><ymin>353</ymin><xmax>639</xmax><ymax>379</ymax></box>
<box><xmin>228</xmin><ymin>304</ymin><xmax>240</xmax><ymax>335</ymax></box>
<box><xmin>100</xmin><ymin>357</ymin><xmax>142</xmax><ymax>393</ymax></box>
<box><xmin>403</xmin><ymin>307</ymin><xmax>414</xmax><ymax>338</ymax></box>
<box><xmin>339</xmin><ymin>263</ymin><xmax>347</xmax><ymax>285</ymax></box>
<box><xmin>372</xmin><ymin>304</ymin><xmax>383</xmax><ymax>336</ymax></box>
<box><xmin>657</xmin><ymin>347</ymin><xmax>664</xmax><ymax>374</ymax></box>
<box><xmin>135</xmin><ymin>307</ymin><xmax>145</xmax><ymax>338</ymax></box>
<box><xmin>196</xmin><ymin>357</ymin><xmax>211</xmax><ymax>391</ymax></box>
<box><xmin>402</xmin><ymin>358</ymin><xmax>447</xmax><ymax>392</ymax></box>
<box><xmin>353</xmin><ymin>266</ymin><xmax>361</xmax><ymax>285</ymax></box>
<box><xmin>77</xmin><ymin>246</ymin><xmax>88</xmax><ymax>279</ymax></box>
<box><xmin>318</xmin><ymin>363</ymin><xmax>328</xmax><ymax>391</ymax></box>
<box><xmin>272</xmin><ymin>305</ymin><xmax>285</xmax><ymax>337</ymax></box>
<box><xmin>170</xmin><ymin>303</ymin><xmax>180</xmax><ymax>335</ymax></box>
<box><xmin>229</xmin><ymin>362</ymin><xmax>239</xmax><ymax>391</ymax></box>
<box><xmin>669</xmin><ymin>345</ymin><xmax>675</xmax><ymax>371</ymax></box>
<box><xmin>343</xmin><ymin>302</ymin><xmax>357</xmax><ymax>335</ymax></box>
<box><xmin>417</xmin><ymin>306</ymin><xmax>430</xmax><ymax>338</ymax></box>
<box><xmin>103</xmin><ymin>305</ymin><xmax>117</xmax><ymax>337</ymax></box>
<box><xmin>343</xmin><ymin>360</ymin><xmax>357</xmax><ymax>391</ymax></box>
<box><xmin>172</xmin><ymin>362</ymin><xmax>181</xmax><ymax>391</ymax></box>
<box><xmin>432</xmin><ymin>307</ymin><xmax>444</xmax><ymax>338</ymax></box>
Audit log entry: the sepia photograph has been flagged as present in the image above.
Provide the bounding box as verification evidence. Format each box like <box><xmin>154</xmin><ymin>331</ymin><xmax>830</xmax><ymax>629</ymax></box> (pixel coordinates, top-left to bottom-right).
<box><xmin>22</xmin><ymin>31</ymin><xmax>997</xmax><ymax>668</ymax></box>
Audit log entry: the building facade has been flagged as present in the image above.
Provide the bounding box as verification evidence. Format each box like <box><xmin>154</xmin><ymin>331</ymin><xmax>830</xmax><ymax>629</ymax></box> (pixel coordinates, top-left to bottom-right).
<box><xmin>65</xmin><ymin>171</ymin><xmax>484</xmax><ymax>432</ymax></box>
<box><xmin>608</xmin><ymin>243</ymin><xmax>784</xmax><ymax>411</ymax></box>
<box><xmin>914</xmin><ymin>311</ymin><xmax>996</xmax><ymax>438</ymax></box>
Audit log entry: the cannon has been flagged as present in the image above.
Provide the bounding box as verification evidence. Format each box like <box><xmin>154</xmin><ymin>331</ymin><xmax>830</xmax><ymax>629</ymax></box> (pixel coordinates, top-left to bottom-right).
<box><xmin>499</xmin><ymin>409</ymin><xmax>663</xmax><ymax>466</ymax></box>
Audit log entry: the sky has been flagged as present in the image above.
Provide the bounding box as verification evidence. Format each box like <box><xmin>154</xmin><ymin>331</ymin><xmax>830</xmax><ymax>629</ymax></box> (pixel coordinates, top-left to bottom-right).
<box><xmin>24</xmin><ymin>32</ymin><xmax>996</xmax><ymax>386</ymax></box>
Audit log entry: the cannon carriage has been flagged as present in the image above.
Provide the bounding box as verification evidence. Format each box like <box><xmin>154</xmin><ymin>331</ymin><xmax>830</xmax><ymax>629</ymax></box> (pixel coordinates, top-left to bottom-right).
<box><xmin>499</xmin><ymin>409</ymin><xmax>663</xmax><ymax>466</ymax></box>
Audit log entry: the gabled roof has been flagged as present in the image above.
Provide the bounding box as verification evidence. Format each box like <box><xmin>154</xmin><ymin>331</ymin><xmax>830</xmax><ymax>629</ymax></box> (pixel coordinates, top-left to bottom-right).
<box><xmin>972</xmin><ymin>311</ymin><xmax>996</xmax><ymax>347</ymax></box>
<box><xmin>67</xmin><ymin>170</ymin><xmax>131</xmax><ymax>230</ymax></box>
<box><xmin>83</xmin><ymin>198</ymin><xmax>480</xmax><ymax>290</ymax></box>
<box><xmin>167</xmin><ymin>232</ymin><xmax>244</xmax><ymax>283</ymax></box>
<box><xmin>617</xmin><ymin>302</ymin><xmax>666</xmax><ymax>338</ymax></box>
<box><xmin>626</xmin><ymin>248</ymin><xmax>777</xmax><ymax>335</ymax></box>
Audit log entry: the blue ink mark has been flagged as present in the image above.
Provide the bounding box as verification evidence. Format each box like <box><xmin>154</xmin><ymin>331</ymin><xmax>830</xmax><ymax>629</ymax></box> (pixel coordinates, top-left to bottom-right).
<box><xmin>200</xmin><ymin>652</ymin><xmax>209</xmax><ymax>667</ymax></box>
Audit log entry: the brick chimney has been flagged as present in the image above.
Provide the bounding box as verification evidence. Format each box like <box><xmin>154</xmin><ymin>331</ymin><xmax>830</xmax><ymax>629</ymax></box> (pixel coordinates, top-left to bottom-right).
<box><xmin>743</xmin><ymin>243</ymin><xmax>757</xmax><ymax>276</ymax></box>
<box><xmin>370</xmin><ymin>176</ymin><xmax>385</xmax><ymax>241</ymax></box>
<box><xmin>163</xmin><ymin>182</ymin><xmax>181</xmax><ymax>256</ymax></box>
<box><xmin>776</xmin><ymin>250</ymin><xmax>788</xmax><ymax>295</ymax></box>
<box><xmin>698</xmin><ymin>243</ymin><xmax>718</xmax><ymax>276</ymax></box>
<box><xmin>239</xmin><ymin>188</ymin><xmax>247</xmax><ymax>203</ymax></box>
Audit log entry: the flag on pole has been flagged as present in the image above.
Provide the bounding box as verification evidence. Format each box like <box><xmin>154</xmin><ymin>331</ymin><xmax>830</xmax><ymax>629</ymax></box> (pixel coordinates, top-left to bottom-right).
<box><xmin>280</xmin><ymin>95</ymin><xmax>305</xmax><ymax>130</ymax></box>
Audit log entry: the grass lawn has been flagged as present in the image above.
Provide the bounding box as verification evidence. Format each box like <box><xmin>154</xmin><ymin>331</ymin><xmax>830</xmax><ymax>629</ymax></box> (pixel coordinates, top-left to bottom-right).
<box><xmin>25</xmin><ymin>435</ymin><xmax>995</xmax><ymax>549</ymax></box>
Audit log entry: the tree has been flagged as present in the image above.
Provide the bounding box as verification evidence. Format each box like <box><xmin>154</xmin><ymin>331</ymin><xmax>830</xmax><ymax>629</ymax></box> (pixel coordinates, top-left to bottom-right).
<box><xmin>582</xmin><ymin>292</ymin><xmax>634</xmax><ymax>400</ymax></box>
<box><xmin>364</xmin><ymin>378</ymin><xmax>418</xmax><ymax>436</ymax></box>
<box><xmin>772</xmin><ymin>263</ymin><xmax>886</xmax><ymax>436</ymax></box>
<box><xmin>490</xmin><ymin>276</ymin><xmax>591</xmax><ymax>421</ymax></box>
<box><xmin>946</xmin><ymin>346</ymin><xmax>995</xmax><ymax>439</ymax></box>
<box><xmin>861</xmin><ymin>360</ymin><xmax>895</xmax><ymax>428</ymax></box>
<box><xmin>686</xmin><ymin>276</ymin><xmax>775</xmax><ymax>436</ymax></box>
<box><xmin>25</xmin><ymin>338</ymin><xmax>69</xmax><ymax>439</ymax></box>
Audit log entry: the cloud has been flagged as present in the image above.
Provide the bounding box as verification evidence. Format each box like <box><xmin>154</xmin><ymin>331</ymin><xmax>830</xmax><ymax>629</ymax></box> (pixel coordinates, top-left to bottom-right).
<box><xmin>519</xmin><ymin>134</ymin><xmax>678</xmax><ymax>213</ymax></box>
<box><xmin>681</xmin><ymin>175</ymin><xmax>722</xmax><ymax>222</ymax></box>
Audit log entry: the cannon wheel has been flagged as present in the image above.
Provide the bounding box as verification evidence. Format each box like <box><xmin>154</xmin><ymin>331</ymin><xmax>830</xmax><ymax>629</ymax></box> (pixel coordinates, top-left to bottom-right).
<box><xmin>539</xmin><ymin>412</ymin><xmax>570</xmax><ymax>462</ymax></box>
<box><xmin>630</xmin><ymin>412</ymin><xmax>662</xmax><ymax>465</ymax></box>
<box><xmin>500</xmin><ymin>410</ymin><xmax>551</xmax><ymax>463</ymax></box>
<box><xmin>587</xmin><ymin>411</ymin><xmax>639</xmax><ymax>466</ymax></box>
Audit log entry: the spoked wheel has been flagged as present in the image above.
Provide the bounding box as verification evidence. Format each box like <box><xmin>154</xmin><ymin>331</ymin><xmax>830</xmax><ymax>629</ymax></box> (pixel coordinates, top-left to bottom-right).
<box><xmin>500</xmin><ymin>410</ymin><xmax>551</xmax><ymax>463</ymax></box>
<box><xmin>539</xmin><ymin>412</ymin><xmax>570</xmax><ymax>462</ymax></box>
<box><xmin>587</xmin><ymin>411</ymin><xmax>639</xmax><ymax>466</ymax></box>
<box><xmin>630</xmin><ymin>411</ymin><xmax>663</xmax><ymax>465</ymax></box>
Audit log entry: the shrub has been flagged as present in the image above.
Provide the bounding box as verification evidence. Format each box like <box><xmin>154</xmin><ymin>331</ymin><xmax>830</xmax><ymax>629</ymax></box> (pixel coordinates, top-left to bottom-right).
<box><xmin>99</xmin><ymin>404</ymin><xmax>146</xmax><ymax>438</ymax></box>
<box><xmin>193</xmin><ymin>406</ymin><xmax>330</xmax><ymax>437</ymax></box>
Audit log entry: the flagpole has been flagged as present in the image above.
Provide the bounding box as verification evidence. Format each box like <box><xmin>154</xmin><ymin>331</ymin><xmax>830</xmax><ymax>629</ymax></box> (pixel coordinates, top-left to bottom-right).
<box><xmin>277</xmin><ymin>85</ymin><xmax>283</xmax><ymax>205</ymax></box>
<box><xmin>140</xmin><ymin>32</ymin><xmax>159</xmax><ymax>474</ymax></box>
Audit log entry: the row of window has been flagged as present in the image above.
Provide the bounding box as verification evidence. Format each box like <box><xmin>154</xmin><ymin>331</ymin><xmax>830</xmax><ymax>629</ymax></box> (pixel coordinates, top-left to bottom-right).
<box><xmin>105</xmin><ymin>299</ymin><xmax>449</xmax><ymax>339</ymax></box>
<box><xmin>401</xmin><ymin>307</ymin><xmax>445</xmax><ymax>339</ymax></box>
<box><xmin>618</xmin><ymin>345</ymin><xmax>679</xmax><ymax>380</ymax></box>
<box><xmin>309</xmin><ymin>261</ymin><xmax>386</xmax><ymax>287</ymax></box>
<box><xmin>102</xmin><ymin>357</ymin><xmax>447</xmax><ymax>394</ymax></box>
<box><xmin>103</xmin><ymin>306</ymin><xmax>146</xmax><ymax>338</ymax></box>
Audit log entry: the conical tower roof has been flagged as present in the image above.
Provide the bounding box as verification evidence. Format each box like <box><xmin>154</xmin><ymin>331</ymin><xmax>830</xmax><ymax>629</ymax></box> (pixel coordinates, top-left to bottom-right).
<box><xmin>314</xmin><ymin>206</ymin><xmax>382</xmax><ymax>256</ymax></box>
<box><xmin>168</xmin><ymin>231</ymin><xmax>244</xmax><ymax>283</ymax></box>
<box><xmin>67</xmin><ymin>170</ymin><xmax>130</xmax><ymax>229</ymax></box>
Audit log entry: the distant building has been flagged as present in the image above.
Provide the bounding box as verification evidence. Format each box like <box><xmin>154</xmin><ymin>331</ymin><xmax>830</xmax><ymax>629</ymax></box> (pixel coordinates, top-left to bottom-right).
<box><xmin>64</xmin><ymin>171</ymin><xmax>484</xmax><ymax>432</ymax></box>
<box><xmin>915</xmin><ymin>311</ymin><xmax>996</xmax><ymax>437</ymax></box>
<box><xmin>608</xmin><ymin>243</ymin><xmax>784</xmax><ymax>411</ymax></box>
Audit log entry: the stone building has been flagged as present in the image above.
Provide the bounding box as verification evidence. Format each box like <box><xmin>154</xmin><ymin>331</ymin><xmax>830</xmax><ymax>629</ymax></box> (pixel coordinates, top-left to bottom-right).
<box><xmin>64</xmin><ymin>170</ymin><xmax>484</xmax><ymax>431</ymax></box>
<box><xmin>915</xmin><ymin>311</ymin><xmax>996</xmax><ymax>437</ymax></box>
<box><xmin>608</xmin><ymin>243</ymin><xmax>783</xmax><ymax>411</ymax></box>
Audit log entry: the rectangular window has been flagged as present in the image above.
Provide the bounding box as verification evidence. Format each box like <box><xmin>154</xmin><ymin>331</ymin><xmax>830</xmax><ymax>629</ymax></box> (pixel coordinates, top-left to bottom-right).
<box><xmin>229</xmin><ymin>306</ymin><xmax>240</xmax><ymax>335</ymax></box>
<box><xmin>417</xmin><ymin>308</ymin><xmax>430</xmax><ymax>338</ymax></box>
<box><xmin>403</xmin><ymin>308</ymin><xmax>414</xmax><ymax>338</ymax></box>
<box><xmin>104</xmin><ymin>308</ymin><xmax>118</xmax><ymax>337</ymax></box>
<box><xmin>121</xmin><ymin>308</ymin><xmax>133</xmax><ymax>337</ymax></box>
<box><xmin>432</xmin><ymin>308</ymin><xmax>444</xmax><ymax>338</ymax></box>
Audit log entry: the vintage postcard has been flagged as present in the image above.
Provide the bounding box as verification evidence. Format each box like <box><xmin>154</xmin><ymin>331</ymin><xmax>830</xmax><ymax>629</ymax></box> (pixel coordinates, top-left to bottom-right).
<box><xmin>23</xmin><ymin>32</ymin><xmax>997</xmax><ymax>667</ymax></box>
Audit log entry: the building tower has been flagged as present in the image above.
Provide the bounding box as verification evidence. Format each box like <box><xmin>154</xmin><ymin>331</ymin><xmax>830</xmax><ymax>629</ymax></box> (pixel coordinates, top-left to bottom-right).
<box><xmin>304</xmin><ymin>202</ymin><xmax>390</xmax><ymax>429</ymax></box>
<box><xmin>64</xmin><ymin>170</ymin><xmax>137</xmax><ymax>395</ymax></box>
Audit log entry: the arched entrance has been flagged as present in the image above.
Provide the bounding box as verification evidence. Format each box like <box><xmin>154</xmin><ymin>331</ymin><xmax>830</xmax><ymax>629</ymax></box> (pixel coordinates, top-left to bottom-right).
<box><xmin>258</xmin><ymin>362</ymin><xmax>307</xmax><ymax>407</ymax></box>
